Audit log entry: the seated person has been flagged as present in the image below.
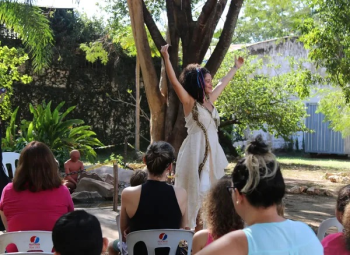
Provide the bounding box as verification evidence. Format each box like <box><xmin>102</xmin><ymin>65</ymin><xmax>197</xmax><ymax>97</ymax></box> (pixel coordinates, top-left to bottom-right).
<box><xmin>0</xmin><ymin>141</ymin><xmax>74</xmax><ymax>253</ymax></box>
<box><xmin>108</xmin><ymin>169</ymin><xmax>148</xmax><ymax>255</ymax></box>
<box><xmin>322</xmin><ymin>184</ymin><xmax>350</xmax><ymax>254</ymax></box>
<box><xmin>120</xmin><ymin>141</ymin><xmax>187</xmax><ymax>254</ymax></box>
<box><xmin>63</xmin><ymin>150</ymin><xmax>84</xmax><ymax>193</ymax></box>
<box><xmin>192</xmin><ymin>176</ymin><xmax>244</xmax><ymax>253</ymax></box>
<box><xmin>52</xmin><ymin>210</ymin><xmax>108</xmax><ymax>255</ymax></box>
<box><xmin>196</xmin><ymin>135</ymin><xmax>323</xmax><ymax>255</ymax></box>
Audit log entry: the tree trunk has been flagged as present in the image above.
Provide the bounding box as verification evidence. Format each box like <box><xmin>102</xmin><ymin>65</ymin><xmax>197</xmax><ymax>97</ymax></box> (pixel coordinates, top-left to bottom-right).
<box><xmin>127</xmin><ymin>0</ymin><xmax>166</xmax><ymax>142</ymax></box>
<box><xmin>135</xmin><ymin>56</ymin><xmax>140</xmax><ymax>151</ymax></box>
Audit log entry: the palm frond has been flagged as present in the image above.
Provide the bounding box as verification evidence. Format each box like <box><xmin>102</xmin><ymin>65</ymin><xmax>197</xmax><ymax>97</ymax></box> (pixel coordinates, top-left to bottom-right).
<box><xmin>0</xmin><ymin>1</ymin><xmax>54</xmax><ymax>71</ymax></box>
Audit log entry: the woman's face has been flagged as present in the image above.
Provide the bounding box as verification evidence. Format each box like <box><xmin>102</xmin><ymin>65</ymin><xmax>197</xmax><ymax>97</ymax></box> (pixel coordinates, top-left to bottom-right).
<box><xmin>204</xmin><ymin>73</ymin><xmax>213</xmax><ymax>94</ymax></box>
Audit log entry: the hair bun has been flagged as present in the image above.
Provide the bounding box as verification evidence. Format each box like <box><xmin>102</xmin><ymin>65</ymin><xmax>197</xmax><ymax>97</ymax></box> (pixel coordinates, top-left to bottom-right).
<box><xmin>246</xmin><ymin>135</ymin><xmax>269</xmax><ymax>155</ymax></box>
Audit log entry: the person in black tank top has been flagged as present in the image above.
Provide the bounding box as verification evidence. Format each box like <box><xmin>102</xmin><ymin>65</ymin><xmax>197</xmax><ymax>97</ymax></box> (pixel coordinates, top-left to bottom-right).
<box><xmin>116</xmin><ymin>141</ymin><xmax>188</xmax><ymax>255</ymax></box>
<box><xmin>129</xmin><ymin>180</ymin><xmax>182</xmax><ymax>232</ymax></box>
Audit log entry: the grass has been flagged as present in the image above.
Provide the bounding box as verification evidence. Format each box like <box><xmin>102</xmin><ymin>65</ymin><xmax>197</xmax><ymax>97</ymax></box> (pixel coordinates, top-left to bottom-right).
<box><xmin>276</xmin><ymin>155</ymin><xmax>350</xmax><ymax>171</ymax></box>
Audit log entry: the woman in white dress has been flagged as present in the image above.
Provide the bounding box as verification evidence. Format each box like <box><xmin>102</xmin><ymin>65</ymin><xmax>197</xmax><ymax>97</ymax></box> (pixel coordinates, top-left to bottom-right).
<box><xmin>161</xmin><ymin>44</ymin><xmax>244</xmax><ymax>230</ymax></box>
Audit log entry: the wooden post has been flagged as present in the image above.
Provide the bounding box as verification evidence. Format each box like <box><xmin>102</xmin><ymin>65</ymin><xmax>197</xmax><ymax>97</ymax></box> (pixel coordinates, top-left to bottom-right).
<box><xmin>135</xmin><ymin>56</ymin><xmax>140</xmax><ymax>151</ymax></box>
<box><xmin>113</xmin><ymin>162</ymin><xmax>119</xmax><ymax>212</ymax></box>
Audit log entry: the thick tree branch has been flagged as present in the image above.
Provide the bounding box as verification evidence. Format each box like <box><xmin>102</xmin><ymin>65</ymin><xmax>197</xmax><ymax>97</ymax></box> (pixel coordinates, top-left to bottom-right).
<box><xmin>198</xmin><ymin>0</ymin><xmax>228</xmax><ymax>63</ymax></box>
<box><xmin>142</xmin><ymin>0</ymin><xmax>166</xmax><ymax>50</ymax></box>
<box><xmin>206</xmin><ymin>0</ymin><xmax>243</xmax><ymax>76</ymax></box>
<box><xmin>220</xmin><ymin>118</ymin><xmax>241</xmax><ymax>127</ymax></box>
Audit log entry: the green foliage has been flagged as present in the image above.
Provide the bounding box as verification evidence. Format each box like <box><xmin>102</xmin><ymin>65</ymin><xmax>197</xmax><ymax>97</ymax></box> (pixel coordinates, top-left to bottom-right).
<box><xmin>317</xmin><ymin>89</ymin><xmax>350</xmax><ymax>137</ymax></box>
<box><xmin>215</xmin><ymin>50</ymin><xmax>310</xmax><ymax>139</ymax></box>
<box><xmin>234</xmin><ymin>0</ymin><xmax>312</xmax><ymax>43</ymax></box>
<box><xmin>80</xmin><ymin>42</ymin><xmax>108</xmax><ymax>64</ymax></box>
<box><xmin>299</xmin><ymin>0</ymin><xmax>350</xmax><ymax>100</ymax></box>
<box><xmin>0</xmin><ymin>45</ymin><xmax>32</xmax><ymax>120</ymax></box>
<box><xmin>0</xmin><ymin>1</ymin><xmax>54</xmax><ymax>72</ymax></box>
<box><xmin>1</xmin><ymin>101</ymin><xmax>104</xmax><ymax>165</ymax></box>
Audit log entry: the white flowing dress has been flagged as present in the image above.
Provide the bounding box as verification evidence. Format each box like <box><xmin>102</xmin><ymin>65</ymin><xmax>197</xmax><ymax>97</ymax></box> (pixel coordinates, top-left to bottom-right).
<box><xmin>175</xmin><ymin>102</ymin><xmax>228</xmax><ymax>229</ymax></box>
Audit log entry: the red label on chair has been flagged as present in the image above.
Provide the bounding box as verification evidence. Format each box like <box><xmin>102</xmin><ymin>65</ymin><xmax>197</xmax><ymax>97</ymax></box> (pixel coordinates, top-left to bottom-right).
<box><xmin>158</xmin><ymin>233</ymin><xmax>168</xmax><ymax>245</ymax></box>
<box><xmin>29</xmin><ymin>236</ymin><xmax>41</xmax><ymax>250</ymax></box>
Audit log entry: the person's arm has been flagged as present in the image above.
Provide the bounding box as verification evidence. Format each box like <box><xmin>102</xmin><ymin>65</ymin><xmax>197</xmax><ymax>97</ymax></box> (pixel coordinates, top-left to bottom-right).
<box><xmin>0</xmin><ymin>211</ymin><xmax>7</xmax><ymax>231</ymax></box>
<box><xmin>209</xmin><ymin>57</ymin><xmax>244</xmax><ymax>103</ymax></box>
<box><xmin>192</xmin><ymin>230</ymin><xmax>209</xmax><ymax>254</ymax></box>
<box><xmin>195</xmin><ymin>230</ymin><xmax>248</xmax><ymax>255</ymax></box>
<box><xmin>161</xmin><ymin>45</ymin><xmax>194</xmax><ymax>107</ymax></box>
<box><xmin>120</xmin><ymin>189</ymin><xmax>130</xmax><ymax>243</ymax></box>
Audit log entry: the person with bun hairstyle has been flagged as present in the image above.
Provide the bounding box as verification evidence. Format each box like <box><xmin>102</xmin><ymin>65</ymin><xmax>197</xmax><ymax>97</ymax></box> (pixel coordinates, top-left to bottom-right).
<box><xmin>322</xmin><ymin>184</ymin><xmax>350</xmax><ymax>254</ymax></box>
<box><xmin>196</xmin><ymin>135</ymin><xmax>323</xmax><ymax>255</ymax></box>
<box><xmin>192</xmin><ymin>176</ymin><xmax>244</xmax><ymax>253</ymax></box>
<box><xmin>161</xmin><ymin>44</ymin><xmax>244</xmax><ymax>230</ymax></box>
<box><xmin>119</xmin><ymin>141</ymin><xmax>187</xmax><ymax>254</ymax></box>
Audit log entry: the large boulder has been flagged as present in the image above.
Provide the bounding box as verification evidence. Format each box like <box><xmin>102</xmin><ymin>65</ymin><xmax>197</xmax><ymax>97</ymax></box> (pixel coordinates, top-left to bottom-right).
<box><xmin>71</xmin><ymin>191</ymin><xmax>103</xmax><ymax>203</ymax></box>
<box><xmin>89</xmin><ymin>166</ymin><xmax>134</xmax><ymax>183</ymax></box>
<box><xmin>78</xmin><ymin>172</ymin><xmax>104</xmax><ymax>182</ymax></box>
<box><xmin>76</xmin><ymin>177</ymin><xmax>114</xmax><ymax>199</ymax></box>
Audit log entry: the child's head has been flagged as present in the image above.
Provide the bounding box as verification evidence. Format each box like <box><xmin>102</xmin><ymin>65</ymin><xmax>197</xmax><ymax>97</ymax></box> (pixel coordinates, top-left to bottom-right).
<box><xmin>201</xmin><ymin>176</ymin><xmax>244</xmax><ymax>240</ymax></box>
<box><xmin>130</xmin><ymin>170</ymin><xmax>148</xmax><ymax>187</ymax></box>
<box><xmin>342</xmin><ymin>203</ymin><xmax>350</xmax><ymax>250</ymax></box>
<box><xmin>52</xmin><ymin>210</ymin><xmax>108</xmax><ymax>255</ymax></box>
<box><xmin>336</xmin><ymin>184</ymin><xmax>350</xmax><ymax>224</ymax></box>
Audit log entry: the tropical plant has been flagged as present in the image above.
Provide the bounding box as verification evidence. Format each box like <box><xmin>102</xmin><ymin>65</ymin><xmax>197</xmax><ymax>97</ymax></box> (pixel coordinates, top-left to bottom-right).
<box><xmin>0</xmin><ymin>45</ymin><xmax>32</xmax><ymax>120</ymax></box>
<box><xmin>0</xmin><ymin>1</ymin><xmax>54</xmax><ymax>72</ymax></box>
<box><xmin>1</xmin><ymin>101</ymin><xmax>104</xmax><ymax>165</ymax></box>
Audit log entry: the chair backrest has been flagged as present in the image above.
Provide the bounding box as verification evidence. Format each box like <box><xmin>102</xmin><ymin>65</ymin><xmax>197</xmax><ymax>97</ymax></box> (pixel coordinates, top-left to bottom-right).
<box><xmin>116</xmin><ymin>214</ymin><xmax>124</xmax><ymax>255</ymax></box>
<box><xmin>0</xmin><ymin>231</ymin><xmax>53</xmax><ymax>253</ymax></box>
<box><xmin>317</xmin><ymin>217</ymin><xmax>344</xmax><ymax>241</ymax></box>
<box><xmin>3</xmin><ymin>253</ymin><xmax>53</xmax><ymax>255</ymax></box>
<box><xmin>2</xmin><ymin>152</ymin><xmax>20</xmax><ymax>178</ymax></box>
<box><xmin>126</xmin><ymin>229</ymin><xmax>194</xmax><ymax>255</ymax></box>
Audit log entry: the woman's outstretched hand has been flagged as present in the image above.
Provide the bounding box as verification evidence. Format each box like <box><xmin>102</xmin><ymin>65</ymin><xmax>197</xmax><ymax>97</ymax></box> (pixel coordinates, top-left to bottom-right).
<box><xmin>161</xmin><ymin>44</ymin><xmax>170</xmax><ymax>59</ymax></box>
<box><xmin>235</xmin><ymin>56</ymin><xmax>244</xmax><ymax>69</ymax></box>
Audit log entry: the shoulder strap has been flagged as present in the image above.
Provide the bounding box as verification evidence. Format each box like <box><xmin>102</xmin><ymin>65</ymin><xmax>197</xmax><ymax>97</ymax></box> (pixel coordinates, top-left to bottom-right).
<box><xmin>192</xmin><ymin>103</ymin><xmax>210</xmax><ymax>176</ymax></box>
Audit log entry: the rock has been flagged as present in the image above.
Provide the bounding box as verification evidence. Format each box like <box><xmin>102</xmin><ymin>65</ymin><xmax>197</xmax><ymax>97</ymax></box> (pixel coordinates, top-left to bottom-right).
<box><xmin>90</xmin><ymin>166</ymin><xmax>134</xmax><ymax>183</ymax></box>
<box><xmin>76</xmin><ymin>178</ymin><xmax>114</xmax><ymax>198</ymax></box>
<box><xmin>287</xmin><ymin>186</ymin><xmax>301</xmax><ymax>194</ymax></box>
<box><xmin>78</xmin><ymin>172</ymin><xmax>104</xmax><ymax>182</ymax></box>
<box><xmin>325</xmin><ymin>189</ymin><xmax>336</xmax><ymax>197</ymax></box>
<box><xmin>341</xmin><ymin>176</ymin><xmax>350</xmax><ymax>184</ymax></box>
<box><xmin>329</xmin><ymin>175</ymin><xmax>339</xmax><ymax>183</ymax></box>
<box><xmin>307</xmin><ymin>187</ymin><xmax>315</xmax><ymax>195</ymax></box>
<box><xmin>314</xmin><ymin>188</ymin><xmax>321</xmax><ymax>195</ymax></box>
<box><xmin>300</xmin><ymin>186</ymin><xmax>308</xmax><ymax>193</ymax></box>
<box><xmin>104</xmin><ymin>173</ymin><xmax>114</xmax><ymax>185</ymax></box>
<box><xmin>71</xmin><ymin>191</ymin><xmax>103</xmax><ymax>203</ymax></box>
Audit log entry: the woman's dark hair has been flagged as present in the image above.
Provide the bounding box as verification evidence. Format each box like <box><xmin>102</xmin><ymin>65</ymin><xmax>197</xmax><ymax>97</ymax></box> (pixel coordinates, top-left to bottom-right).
<box><xmin>337</xmin><ymin>184</ymin><xmax>350</xmax><ymax>213</ymax></box>
<box><xmin>179</xmin><ymin>64</ymin><xmax>210</xmax><ymax>103</ymax></box>
<box><xmin>144</xmin><ymin>141</ymin><xmax>175</xmax><ymax>177</ymax></box>
<box><xmin>202</xmin><ymin>176</ymin><xmax>243</xmax><ymax>240</ymax></box>
<box><xmin>231</xmin><ymin>135</ymin><xmax>285</xmax><ymax>207</ymax></box>
<box><xmin>130</xmin><ymin>170</ymin><xmax>148</xmax><ymax>187</ymax></box>
<box><xmin>13</xmin><ymin>141</ymin><xmax>62</xmax><ymax>192</ymax></box>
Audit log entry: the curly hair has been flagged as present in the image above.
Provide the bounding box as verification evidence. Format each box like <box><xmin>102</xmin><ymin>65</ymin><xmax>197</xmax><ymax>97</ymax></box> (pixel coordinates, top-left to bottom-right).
<box><xmin>201</xmin><ymin>176</ymin><xmax>244</xmax><ymax>240</ymax></box>
<box><xmin>337</xmin><ymin>184</ymin><xmax>350</xmax><ymax>214</ymax></box>
<box><xmin>343</xmin><ymin>203</ymin><xmax>350</xmax><ymax>250</ymax></box>
<box><xmin>179</xmin><ymin>64</ymin><xmax>210</xmax><ymax>103</ymax></box>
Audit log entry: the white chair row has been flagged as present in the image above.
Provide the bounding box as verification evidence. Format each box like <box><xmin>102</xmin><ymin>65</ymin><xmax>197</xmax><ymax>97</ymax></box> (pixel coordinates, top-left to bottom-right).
<box><xmin>116</xmin><ymin>214</ymin><xmax>194</xmax><ymax>255</ymax></box>
<box><xmin>317</xmin><ymin>217</ymin><xmax>344</xmax><ymax>241</ymax></box>
<box><xmin>0</xmin><ymin>231</ymin><xmax>53</xmax><ymax>255</ymax></box>
<box><xmin>2</xmin><ymin>152</ymin><xmax>19</xmax><ymax>178</ymax></box>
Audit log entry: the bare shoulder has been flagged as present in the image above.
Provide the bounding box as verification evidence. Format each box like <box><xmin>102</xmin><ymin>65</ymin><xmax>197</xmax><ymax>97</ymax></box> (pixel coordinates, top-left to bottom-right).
<box><xmin>64</xmin><ymin>159</ymin><xmax>71</xmax><ymax>165</ymax></box>
<box><xmin>194</xmin><ymin>229</ymin><xmax>209</xmax><ymax>240</ymax></box>
<box><xmin>121</xmin><ymin>185</ymin><xmax>141</xmax><ymax>198</ymax></box>
<box><xmin>197</xmin><ymin>230</ymin><xmax>248</xmax><ymax>255</ymax></box>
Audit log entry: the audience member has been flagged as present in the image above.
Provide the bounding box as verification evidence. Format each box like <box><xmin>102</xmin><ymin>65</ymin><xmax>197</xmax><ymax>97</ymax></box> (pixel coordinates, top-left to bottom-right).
<box><xmin>0</xmin><ymin>141</ymin><xmax>74</xmax><ymax>252</ymax></box>
<box><xmin>196</xmin><ymin>135</ymin><xmax>323</xmax><ymax>255</ymax></box>
<box><xmin>119</xmin><ymin>141</ymin><xmax>187</xmax><ymax>254</ymax></box>
<box><xmin>192</xmin><ymin>176</ymin><xmax>243</xmax><ymax>253</ymax></box>
<box><xmin>63</xmin><ymin>150</ymin><xmax>84</xmax><ymax>193</ymax></box>
<box><xmin>108</xmin><ymin>169</ymin><xmax>148</xmax><ymax>255</ymax></box>
<box><xmin>52</xmin><ymin>210</ymin><xmax>108</xmax><ymax>255</ymax></box>
<box><xmin>322</xmin><ymin>184</ymin><xmax>350</xmax><ymax>254</ymax></box>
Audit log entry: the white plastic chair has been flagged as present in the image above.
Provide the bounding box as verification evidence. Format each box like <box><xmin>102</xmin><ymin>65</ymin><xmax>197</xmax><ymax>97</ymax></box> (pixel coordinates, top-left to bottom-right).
<box><xmin>0</xmin><ymin>231</ymin><xmax>53</xmax><ymax>254</ymax></box>
<box><xmin>126</xmin><ymin>229</ymin><xmax>194</xmax><ymax>255</ymax></box>
<box><xmin>317</xmin><ymin>217</ymin><xmax>344</xmax><ymax>241</ymax></box>
<box><xmin>2</xmin><ymin>152</ymin><xmax>20</xmax><ymax>178</ymax></box>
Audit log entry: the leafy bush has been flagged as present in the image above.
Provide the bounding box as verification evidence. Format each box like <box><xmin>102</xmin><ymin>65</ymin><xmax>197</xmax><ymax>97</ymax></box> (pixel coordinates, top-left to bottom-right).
<box><xmin>2</xmin><ymin>101</ymin><xmax>104</xmax><ymax>165</ymax></box>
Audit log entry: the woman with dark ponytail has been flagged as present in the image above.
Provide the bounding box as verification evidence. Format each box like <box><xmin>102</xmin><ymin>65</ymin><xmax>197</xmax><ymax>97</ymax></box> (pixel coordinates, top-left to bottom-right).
<box><xmin>161</xmin><ymin>44</ymin><xmax>244</xmax><ymax>230</ymax></box>
<box><xmin>119</xmin><ymin>141</ymin><xmax>188</xmax><ymax>253</ymax></box>
<box><xmin>196</xmin><ymin>135</ymin><xmax>323</xmax><ymax>255</ymax></box>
